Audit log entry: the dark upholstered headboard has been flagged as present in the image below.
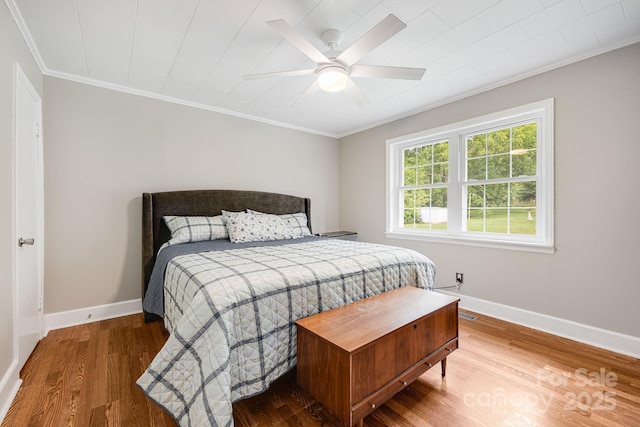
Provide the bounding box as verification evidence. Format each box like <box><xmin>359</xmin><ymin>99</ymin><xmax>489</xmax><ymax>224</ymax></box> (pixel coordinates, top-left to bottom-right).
<box><xmin>141</xmin><ymin>189</ymin><xmax>311</xmax><ymax>321</ymax></box>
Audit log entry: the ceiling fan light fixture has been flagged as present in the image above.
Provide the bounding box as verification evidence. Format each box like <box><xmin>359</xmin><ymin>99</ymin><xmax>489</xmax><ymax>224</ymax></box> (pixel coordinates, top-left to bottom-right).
<box><xmin>318</xmin><ymin>66</ymin><xmax>348</xmax><ymax>92</ymax></box>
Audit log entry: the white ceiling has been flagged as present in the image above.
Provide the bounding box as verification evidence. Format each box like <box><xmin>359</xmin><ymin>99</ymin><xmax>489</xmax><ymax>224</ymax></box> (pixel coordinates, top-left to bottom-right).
<box><xmin>7</xmin><ymin>0</ymin><xmax>640</xmax><ymax>137</ymax></box>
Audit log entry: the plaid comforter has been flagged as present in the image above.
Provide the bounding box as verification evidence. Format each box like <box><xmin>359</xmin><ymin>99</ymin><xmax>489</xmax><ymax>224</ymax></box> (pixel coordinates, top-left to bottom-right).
<box><xmin>137</xmin><ymin>239</ymin><xmax>436</xmax><ymax>426</ymax></box>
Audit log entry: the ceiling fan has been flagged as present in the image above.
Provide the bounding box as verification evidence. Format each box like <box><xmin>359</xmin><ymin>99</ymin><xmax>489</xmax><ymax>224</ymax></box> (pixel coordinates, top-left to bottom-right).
<box><xmin>242</xmin><ymin>14</ymin><xmax>426</xmax><ymax>106</ymax></box>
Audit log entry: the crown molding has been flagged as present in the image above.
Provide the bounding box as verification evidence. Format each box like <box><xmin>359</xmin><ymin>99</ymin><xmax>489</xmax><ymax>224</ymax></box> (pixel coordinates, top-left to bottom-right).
<box><xmin>4</xmin><ymin>0</ymin><xmax>47</xmax><ymax>73</ymax></box>
<box><xmin>43</xmin><ymin>69</ymin><xmax>340</xmax><ymax>138</ymax></box>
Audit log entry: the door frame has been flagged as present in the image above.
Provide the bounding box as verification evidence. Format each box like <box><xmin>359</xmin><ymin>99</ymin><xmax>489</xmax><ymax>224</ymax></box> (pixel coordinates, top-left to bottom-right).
<box><xmin>12</xmin><ymin>63</ymin><xmax>44</xmax><ymax>369</ymax></box>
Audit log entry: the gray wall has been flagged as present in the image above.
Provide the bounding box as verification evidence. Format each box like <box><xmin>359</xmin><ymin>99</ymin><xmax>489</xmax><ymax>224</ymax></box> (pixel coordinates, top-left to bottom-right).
<box><xmin>339</xmin><ymin>43</ymin><xmax>640</xmax><ymax>338</ymax></box>
<box><xmin>0</xmin><ymin>0</ymin><xmax>42</xmax><ymax>406</ymax></box>
<box><xmin>43</xmin><ymin>77</ymin><xmax>339</xmax><ymax>314</ymax></box>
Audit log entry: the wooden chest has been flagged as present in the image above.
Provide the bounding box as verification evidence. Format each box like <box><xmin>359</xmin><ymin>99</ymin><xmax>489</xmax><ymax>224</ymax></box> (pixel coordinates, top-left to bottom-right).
<box><xmin>296</xmin><ymin>287</ymin><xmax>459</xmax><ymax>427</ymax></box>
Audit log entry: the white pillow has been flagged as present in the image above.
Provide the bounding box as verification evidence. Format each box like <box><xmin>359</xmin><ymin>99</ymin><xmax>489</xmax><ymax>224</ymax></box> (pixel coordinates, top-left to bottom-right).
<box><xmin>246</xmin><ymin>209</ymin><xmax>311</xmax><ymax>238</ymax></box>
<box><xmin>222</xmin><ymin>211</ymin><xmax>294</xmax><ymax>243</ymax></box>
<box><xmin>164</xmin><ymin>215</ymin><xmax>228</xmax><ymax>245</ymax></box>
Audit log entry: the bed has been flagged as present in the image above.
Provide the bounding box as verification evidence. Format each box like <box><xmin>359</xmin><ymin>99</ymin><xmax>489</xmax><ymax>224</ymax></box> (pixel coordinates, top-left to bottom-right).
<box><xmin>136</xmin><ymin>189</ymin><xmax>436</xmax><ymax>426</ymax></box>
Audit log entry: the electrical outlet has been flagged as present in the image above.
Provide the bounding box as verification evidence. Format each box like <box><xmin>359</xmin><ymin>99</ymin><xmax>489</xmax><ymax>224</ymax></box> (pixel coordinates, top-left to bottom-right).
<box><xmin>455</xmin><ymin>272</ymin><xmax>463</xmax><ymax>290</ymax></box>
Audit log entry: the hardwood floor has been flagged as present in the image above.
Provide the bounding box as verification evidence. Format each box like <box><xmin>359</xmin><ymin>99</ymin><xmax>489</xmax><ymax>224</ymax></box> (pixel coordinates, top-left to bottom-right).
<box><xmin>2</xmin><ymin>311</ymin><xmax>638</xmax><ymax>426</ymax></box>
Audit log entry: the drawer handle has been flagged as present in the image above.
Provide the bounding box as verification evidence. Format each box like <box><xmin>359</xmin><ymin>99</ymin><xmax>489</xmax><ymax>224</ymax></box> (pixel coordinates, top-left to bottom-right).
<box><xmin>446</xmin><ymin>348</ymin><xmax>453</xmax><ymax>353</ymax></box>
<box><xmin>426</xmin><ymin>362</ymin><xmax>432</xmax><ymax>367</ymax></box>
<box><xmin>400</xmin><ymin>380</ymin><xmax>407</xmax><ymax>386</ymax></box>
<box><xmin>370</xmin><ymin>403</ymin><xmax>376</xmax><ymax>409</ymax></box>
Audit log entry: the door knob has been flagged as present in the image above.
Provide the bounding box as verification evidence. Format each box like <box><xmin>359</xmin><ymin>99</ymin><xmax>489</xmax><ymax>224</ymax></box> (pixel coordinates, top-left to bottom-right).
<box><xmin>18</xmin><ymin>237</ymin><xmax>34</xmax><ymax>247</ymax></box>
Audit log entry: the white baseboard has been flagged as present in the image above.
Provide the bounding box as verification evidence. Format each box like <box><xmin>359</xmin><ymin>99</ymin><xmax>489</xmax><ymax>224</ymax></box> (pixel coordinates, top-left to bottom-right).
<box><xmin>0</xmin><ymin>359</ymin><xmax>21</xmax><ymax>424</ymax></box>
<box><xmin>44</xmin><ymin>299</ymin><xmax>142</xmax><ymax>335</ymax></box>
<box><xmin>438</xmin><ymin>290</ymin><xmax>640</xmax><ymax>359</ymax></box>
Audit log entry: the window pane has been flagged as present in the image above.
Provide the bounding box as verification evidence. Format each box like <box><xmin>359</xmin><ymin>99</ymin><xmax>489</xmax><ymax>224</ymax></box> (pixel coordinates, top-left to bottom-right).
<box><xmin>417</xmin><ymin>145</ymin><xmax>432</xmax><ymax>165</ymax></box>
<box><xmin>486</xmin><ymin>183</ymin><xmax>508</xmax><ymax>207</ymax></box>
<box><xmin>403</xmin><ymin>189</ymin><xmax>415</xmax><ymax>209</ymax></box>
<box><xmin>415</xmin><ymin>189</ymin><xmax>430</xmax><ymax>209</ymax></box>
<box><xmin>431</xmin><ymin>187</ymin><xmax>448</xmax><ymax>231</ymax></box>
<box><xmin>468</xmin><ymin>158</ymin><xmax>486</xmax><ymax>180</ymax></box>
<box><xmin>467</xmin><ymin>208</ymin><xmax>484</xmax><ymax>232</ymax></box>
<box><xmin>510</xmin><ymin>208</ymin><xmax>536</xmax><ymax>235</ymax></box>
<box><xmin>512</xmin><ymin>150</ymin><xmax>536</xmax><ymax>177</ymax></box>
<box><xmin>428</xmin><ymin>210</ymin><xmax>448</xmax><ymax>230</ymax></box>
<box><xmin>404</xmin><ymin>209</ymin><xmax>416</xmax><ymax>228</ymax></box>
<box><xmin>433</xmin><ymin>146</ymin><xmax>449</xmax><ymax>163</ymax></box>
<box><xmin>404</xmin><ymin>148</ymin><xmax>416</xmax><ymax>167</ymax></box>
<box><xmin>510</xmin><ymin>182</ymin><xmax>536</xmax><ymax>235</ymax></box>
<box><xmin>431</xmin><ymin>187</ymin><xmax>446</xmax><ymax>208</ymax></box>
<box><xmin>433</xmin><ymin>141</ymin><xmax>449</xmax><ymax>163</ymax></box>
<box><xmin>466</xmin><ymin>185</ymin><xmax>484</xmax><ymax>232</ymax></box>
<box><xmin>467</xmin><ymin>185</ymin><xmax>484</xmax><ymax>208</ymax></box>
<box><xmin>487</xmin><ymin>129</ymin><xmax>509</xmax><ymax>155</ymax></box>
<box><xmin>404</xmin><ymin>167</ymin><xmax>416</xmax><ymax>186</ymax></box>
<box><xmin>485</xmin><ymin>183</ymin><xmax>508</xmax><ymax>233</ymax></box>
<box><xmin>433</xmin><ymin>163</ymin><xmax>448</xmax><ymax>183</ymax></box>
<box><xmin>486</xmin><ymin>208</ymin><xmax>508</xmax><ymax>233</ymax></box>
<box><xmin>487</xmin><ymin>154</ymin><xmax>509</xmax><ymax>179</ymax></box>
<box><xmin>511</xmin><ymin>182</ymin><xmax>536</xmax><ymax>207</ymax></box>
<box><xmin>512</xmin><ymin>123</ymin><xmax>536</xmax><ymax>150</ymax></box>
<box><xmin>511</xmin><ymin>123</ymin><xmax>537</xmax><ymax>176</ymax></box>
<box><xmin>467</xmin><ymin>134</ymin><xmax>485</xmax><ymax>157</ymax></box>
<box><xmin>417</xmin><ymin>165</ymin><xmax>432</xmax><ymax>185</ymax></box>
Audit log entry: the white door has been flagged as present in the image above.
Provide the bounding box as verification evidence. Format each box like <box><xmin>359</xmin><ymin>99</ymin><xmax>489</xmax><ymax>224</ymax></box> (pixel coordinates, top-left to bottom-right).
<box><xmin>15</xmin><ymin>65</ymin><xmax>44</xmax><ymax>370</ymax></box>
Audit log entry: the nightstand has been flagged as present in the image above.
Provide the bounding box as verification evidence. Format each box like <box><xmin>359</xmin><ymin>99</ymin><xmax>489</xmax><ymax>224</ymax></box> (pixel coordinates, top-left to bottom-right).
<box><xmin>320</xmin><ymin>231</ymin><xmax>358</xmax><ymax>241</ymax></box>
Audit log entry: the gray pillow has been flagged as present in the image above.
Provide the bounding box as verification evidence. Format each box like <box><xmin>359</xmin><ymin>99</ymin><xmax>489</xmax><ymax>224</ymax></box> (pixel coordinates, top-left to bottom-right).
<box><xmin>164</xmin><ymin>215</ymin><xmax>228</xmax><ymax>245</ymax></box>
<box><xmin>222</xmin><ymin>211</ymin><xmax>295</xmax><ymax>243</ymax></box>
<box><xmin>246</xmin><ymin>209</ymin><xmax>311</xmax><ymax>238</ymax></box>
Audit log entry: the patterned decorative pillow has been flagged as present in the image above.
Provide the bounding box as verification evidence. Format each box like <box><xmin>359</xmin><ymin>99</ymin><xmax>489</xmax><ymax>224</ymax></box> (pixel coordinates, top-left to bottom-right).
<box><xmin>246</xmin><ymin>209</ymin><xmax>311</xmax><ymax>238</ymax></box>
<box><xmin>164</xmin><ymin>215</ymin><xmax>228</xmax><ymax>245</ymax></box>
<box><xmin>222</xmin><ymin>211</ymin><xmax>295</xmax><ymax>243</ymax></box>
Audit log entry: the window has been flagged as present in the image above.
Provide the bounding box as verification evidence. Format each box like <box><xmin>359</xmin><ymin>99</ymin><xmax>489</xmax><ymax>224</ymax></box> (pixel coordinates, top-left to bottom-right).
<box><xmin>386</xmin><ymin>99</ymin><xmax>554</xmax><ymax>253</ymax></box>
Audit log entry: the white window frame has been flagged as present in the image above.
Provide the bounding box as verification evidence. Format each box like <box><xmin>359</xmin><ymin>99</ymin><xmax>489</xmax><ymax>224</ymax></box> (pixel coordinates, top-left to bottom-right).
<box><xmin>386</xmin><ymin>98</ymin><xmax>554</xmax><ymax>253</ymax></box>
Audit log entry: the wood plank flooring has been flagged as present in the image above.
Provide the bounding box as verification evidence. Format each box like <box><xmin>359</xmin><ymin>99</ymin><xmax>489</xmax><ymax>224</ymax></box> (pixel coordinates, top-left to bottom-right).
<box><xmin>2</xmin><ymin>311</ymin><xmax>639</xmax><ymax>426</ymax></box>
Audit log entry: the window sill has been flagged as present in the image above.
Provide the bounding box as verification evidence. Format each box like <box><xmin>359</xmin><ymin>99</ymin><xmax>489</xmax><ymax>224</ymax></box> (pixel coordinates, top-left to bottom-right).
<box><xmin>385</xmin><ymin>231</ymin><xmax>555</xmax><ymax>254</ymax></box>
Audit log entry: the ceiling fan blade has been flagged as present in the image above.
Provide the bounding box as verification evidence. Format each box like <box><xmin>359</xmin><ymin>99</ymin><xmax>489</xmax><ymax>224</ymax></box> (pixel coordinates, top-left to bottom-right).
<box><xmin>267</xmin><ymin>19</ymin><xmax>330</xmax><ymax>64</ymax></box>
<box><xmin>350</xmin><ymin>64</ymin><xmax>425</xmax><ymax>80</ymax></box>
<box><xmin>344</xmin><ymin>79</ymin><xmax>369</xmax><ymax>106</ymax></box>
<box><xmin>242</xmin><ymin>68</ymin><xmax>316</xmax><ymax>80</ymax></box>
<box><xmin>336</xmin><ymin>14</ymin><xmax>406</xmax><ymax>67</ymax></box>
